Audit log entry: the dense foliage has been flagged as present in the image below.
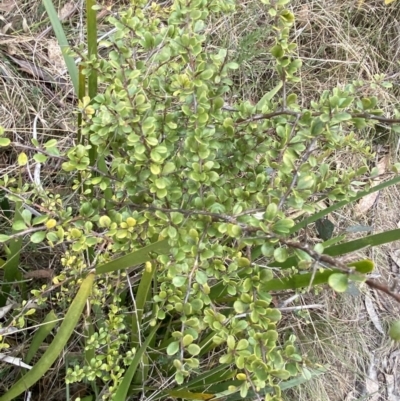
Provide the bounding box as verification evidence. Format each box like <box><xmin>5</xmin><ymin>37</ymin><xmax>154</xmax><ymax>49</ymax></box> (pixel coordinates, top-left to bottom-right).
<box><xmin>1</xmin><ymin>0</ymin><xmax>400</xmax><ymax>400</ymax></box>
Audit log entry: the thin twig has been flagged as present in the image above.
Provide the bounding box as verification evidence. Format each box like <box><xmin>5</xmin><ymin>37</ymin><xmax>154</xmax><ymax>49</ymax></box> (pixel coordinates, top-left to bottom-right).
<box><xmin>277</xmin><ymin>116</ymin><xmax>311</xmax><ymax>211</ymax></box>
<box><xmin>277</xmin><ymin>304</ymin><xmax>324</xmax><ymax>312</ymax></box>
<box><xmin>366</xmin><ymin>278</ymin><xmax>400</xmax><ymax>303</ymax></box>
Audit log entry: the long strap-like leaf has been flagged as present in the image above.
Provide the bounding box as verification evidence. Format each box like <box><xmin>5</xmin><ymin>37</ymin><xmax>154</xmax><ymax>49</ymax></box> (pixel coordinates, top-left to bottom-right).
<box><xmin>42</xmin><ymin>0</ymin><xmax>79</xmax><ymax>95</ymax></box>
<box><xmin>290</xmin><ymin>175</ymin><xmax>400</xmax><ymax>233</ymax></box>
<box><xmin>0</xmin><ymin>274</ymin><xmax>94</xmax><ymax>401</ymax></box>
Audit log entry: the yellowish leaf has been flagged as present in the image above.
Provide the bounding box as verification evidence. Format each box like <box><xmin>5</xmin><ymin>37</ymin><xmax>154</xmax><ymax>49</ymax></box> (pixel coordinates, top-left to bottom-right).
<box><xmin>18</xmin><ymin>152</ymin><xmax>28</xmax><ymax>166</ymax></box>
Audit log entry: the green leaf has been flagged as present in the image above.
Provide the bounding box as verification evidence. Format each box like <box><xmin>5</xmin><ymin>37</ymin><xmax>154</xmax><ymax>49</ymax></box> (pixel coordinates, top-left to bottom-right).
<box><xmin>272</xmin><ymin>218</ymin><xmax>294</xmax><ymax>234</ymax></box>
<box><xmin>200</xmin><ymin>69</ymin><xmax>214</xmax><ymax>80</ymax></box>
<box><xmin>0</xmin><ymin>138</ymin><xmax>10</xmax><ymax>147</ymax></box>
<box><xmin>271</xmin><ymin>44</ymin><xmax>284</xmax><ymax>58</ymax></box>
<box><xmin>44</xmin><ymin>139</ymin><xmax>57</xmax><ymax>148</ymax></box>
<box><xmin>226</xmin><ymin>62</ymin><xmax>239</xmax><ymax>70</ymax></box>
<box><xmin>12</xmin><ymin>220</ymin><xmax>27</xmax><ymax>231</ymax></box>
<box><xmin>162</xmin><ymin>162</ymin><xmax>176</xmax><ymax>175</ymax></box>
<box><xmin>315</xmin><ymin>218</ymin><xmax>335</xmax><ymax>241</ymax></box>
<box><xmin>167</xmin><ymin>341</ymin><xmax>180</xmax><ymax>356</ymax></box>
<box><xmin>114</xmin><ymin>324</ymin><xmax>159</xmax><ymax>400</ymax></box>
<box><xmin>328</xmin><ymin>273</ymin><xmax>348</xmax><ymax>292</ymax></box>
<box><xmin>311</xmin><ymin>118</ymin><xmax>324</xmax><ymax>136</ymax></box>
<box><xmin>25</xmin><ymin>310</ymin><xmax>58</xmax><ymax>364</ymax></box>
<box><xmin>95</xmin><ymin>240</ymin><xmax>170</xmax><ymax>274</ymax></box>
<box><xmin>131</xmin><ymin>261</ymin><xmax>156</xmax><ymax>345</ymax></box>
<box><xmin>0</xmin><ymin>274</ymin><xmax>94</xmax><ymax>401</ymax></box>
<box><xmin>270</xmin><ymin>369</ymin><xmax>290</xmax><ymax>380</ymax></box>
<box><xmin>290</xmin><ymin>175</ymin><xmax>400</xmax><ymax>234</ymax></box>
<box><xmin>325</xmin><ymin>229</ymin><xmax>400</xmax><ymax>257</ymax></box>
<box><xmin>0</xmin><ymin>235</ymin><xmax>11</xmax><ymax>242</ymax></box>
<box><xmin>173</xmin><ymin>276</ymin><xmax>187</xmax><ymax>287</ymax></box>
<box><xmin>274</xmin><ymin>247</ymin><xmax>288</xmax><ymax>263</ymax></box>
<box><xmin>297</xmin><ymin>174</ymin><xmax>314</xmax><ymax>190</ymax></box>
<box><xmin>280</xmin><ymin>10</ymin><xmax>295</xmax><ymax>23</ymax></box>
<box><xmin>187</xmin><ymin>344</ymin><xmax>201</xmax><ymax>356</ymax></box>
<box><xmin>0</xmin><ymin>201</ymin><xmax>23</xmax><ymax>307</ymax></box>
<box><xmin>33</xmin><ymin>153</ymin><xmax>48</xmax><ymax>163</ymax></box>
<box><xmin>30</xmin><ymin>231</ymin><xmax>46</xmax><ymax>244</ymax></box>
<box><xmin>331</xmin><ymin>112</ymin><xmax>352</xmax><ymax>124</ymax></box>
<box><xmin>257</xmin><ymin>82</ymin><xmax>283</xmax><ymax>109</ymax></box>
<box><xmin>265</xmin><ymin>203</ymin><xmax>278</xmax><ymax>221</ymax></box>
<box><xmin>42</xmin><ymin>0</ymin><xmax>78</xmax><ymax>94</ymax></box>
<box><xmin>389</xmin><ymin>321</ymin><xmax>400</xmax><ymax>341</ymax></box>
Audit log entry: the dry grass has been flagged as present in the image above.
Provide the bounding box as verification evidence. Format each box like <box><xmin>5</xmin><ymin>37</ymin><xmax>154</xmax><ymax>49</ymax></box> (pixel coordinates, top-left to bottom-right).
<box><xmin>1</xmin><ymin>0</ymin><xmax>400</xmax><ymax>400</ymax></box>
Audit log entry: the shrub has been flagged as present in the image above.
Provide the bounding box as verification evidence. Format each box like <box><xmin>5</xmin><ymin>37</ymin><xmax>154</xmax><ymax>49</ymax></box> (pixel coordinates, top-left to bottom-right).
<box><xmin>1</xmin><ymin>0</ymin><xmax>400</xmax><ymax>400</ymax></box>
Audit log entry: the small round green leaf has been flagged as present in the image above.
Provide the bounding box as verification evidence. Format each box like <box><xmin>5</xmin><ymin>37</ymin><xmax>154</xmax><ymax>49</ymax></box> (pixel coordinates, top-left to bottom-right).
<box><xmin>328</xmin><ymin>273</ymin><xmax>348</xmax><ymax>293</ymax></box>
<box><xmin>274</xmin><ymin>247</ymin><xmax>288</xmax><ymax>263</ymax></box>
<box><xmin>0</xmin><ymin>138</ymin><xmax>10</xmax><ymax>147</ymax></box>
<box><xmin>31</xmin><ymin>231</ymin><xmax>46</xmax><ymax>244</ymax></box>
<box><xmin>182</xmin><ymin>335</ymin><xmax>194</xmax><ymax>346</ymax></box>
<box><xmin>167</xmin><ymin>341</ymin><xmax>180</xmax><ymax>356</ymax></box>
<box><xmin>187</xmin><ymin>344</ymin><xmax>200</xmax><ymax>356</ymax></box>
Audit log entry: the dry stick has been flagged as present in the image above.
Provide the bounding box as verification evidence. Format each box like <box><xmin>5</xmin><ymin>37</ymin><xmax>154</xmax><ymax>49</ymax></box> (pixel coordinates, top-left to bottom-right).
<box><xmin>278</xmin><ymin>304</ymin><xmax>324</xmax><ymax>312</ymax></box>
<box><xmin>365</xmin><ymin>279</ymin><xmax>400</xmax><ymax>304</ymax></box>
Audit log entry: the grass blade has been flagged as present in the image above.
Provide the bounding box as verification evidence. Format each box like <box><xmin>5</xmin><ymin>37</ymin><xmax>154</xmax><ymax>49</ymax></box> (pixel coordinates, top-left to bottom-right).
<box><xmin>165</xmin><ymin>390</ymin><xmax>215</xmax><ymax>400</ymax></box>
<box><xmin>95</xmin><ymin>239</ymin><xmax>170</xmax><ymax>274</ymax></box>
<box><xmin>113</xmin><ymin>324</ymin><xmax>159</xmax><ymax>400</ymax></box>
<box><xmin>84</xmin><ymin>315</ymin><xmax>95</xmax><ymax>365</ymax></box>
<box><xmin>0</xmin><ymin>201</ymin><xmax>23</xmax><ymax>307</ymax></box>
<box><xmin>261</xmin><ymin>260</ymin><xmax>373</xmax><ymax>292</ymax></box>
<box><xmin>25</xmin><ymin>310</ymin><xmax>58</xmax><ymax>364</ymax></box>
<box><xmin>149</xmin><ymin>365</ymin><xmax>234</xmax><ymax>401</ymax></box>
<box><xmin>270</xmin><ymin>229</ymin><xmax>400</xmax><ymax>269</ymax></box>
<box><xmin>86</xmin><ymin>0</ymin><xmax>98</xmax><ymax>99</ymax></box>
<box><xmin>290</xmin><ymin>175</ymin><xmax>400</xmax><ymax>234</ymax></box>
<box><xmin>131</xmin><ymin>261</ymin><xmax>156</xmax><ymax>345</ymax></box>
<box><xmin>0</xmin><ymin>273</ymin><xmax>95</xmax><ymax>401</ymax></box>
<box><xmin>324</xmin><ymin>228</ymin><xmax>400</xmax><ymax>256</ymax></box>
<box><xmin>42</xmin><ymin>0</ymin><xmax>79</xmax><ymax>94</ymax></box>
<box><xmin>77</xmin><ymin>64</ymin><xmax>86</xmax><ymax>145</ymax></box>
<box><xmin>86</xmin><ymin>0</ymin><xmax>98</xmax><ymax>164</ymax></box>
